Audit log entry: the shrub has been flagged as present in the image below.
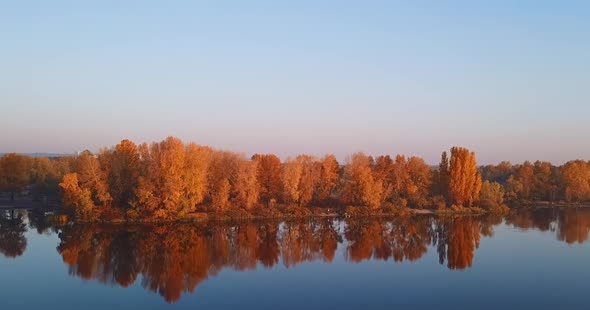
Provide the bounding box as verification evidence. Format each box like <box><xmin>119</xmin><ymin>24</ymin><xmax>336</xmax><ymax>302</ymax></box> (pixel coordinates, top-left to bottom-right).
<box><xmin>479</xmin><ymin>181</ymin><xmax>509</xmax><ymax>213</ymax></box>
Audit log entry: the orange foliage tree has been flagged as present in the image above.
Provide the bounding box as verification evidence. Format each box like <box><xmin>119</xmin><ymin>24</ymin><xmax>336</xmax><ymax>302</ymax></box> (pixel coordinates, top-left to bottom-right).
<box><xmin>447</xmin><ymin>147</ymin><xmax>482</xmax><ymax>207</ymax></box>
<box><xmin>71</xmin><ymin>150</ymin><xmax>112</xmax><ymax>207</ymax></box>
<box><xmin>182</xmin><ymin>143</ymin><xmax>211</xmax><ymax>212</ymax></box>
<box><xmin>133</xmin><ymin>137</ymin><xmax>186</xmax><ymax>218</ymax></box>
<box><xmin>282</xmin><ymin>155</ymin><xmax>317</xmax><ymax>206</ymax></box>
<box><xmin>207</xmin><ymin>151</ymin><xmax>241</xmax><ymax>210</ymax></box>
<box><xmin>373</xmin><ymin>154</ymin><xmax>432</xmax><ymax>208</ymax></box>
<box><xmin>252</xmin><ymin>154</ymin><xmax>282</xmax><ymax>207</ymax></box>
<box><xmin>235</xmin><ymin>159</ymin><xmax>259</xmax><ymax>209</ymax></box>
<box><xmin>59</xmin><ymin>173</ymin><xmax>95</xmax><ymax>219</ymax></box>
<box><xmin>315</xmin><ymin>154</ymin><xmax>339</xmax><ymax>203</ymax></box>
<box><xmin>343</xmin><ymin>153</ymin><xmax>383</xmax><ymax>209</ymax></box>
<box><xmin>0</xmin><ymin>153</ymin><xmax>32</xmax><ymax>201</ymax></box>
<box><xmin>560</xmin><ymin>160</ymin><xmax>590</xmax><ymax>202</ymax></box>
<box><xmin>99</xmin><ymin>139</ymin><xmax>140</xmax><ymax>208</ymax></box>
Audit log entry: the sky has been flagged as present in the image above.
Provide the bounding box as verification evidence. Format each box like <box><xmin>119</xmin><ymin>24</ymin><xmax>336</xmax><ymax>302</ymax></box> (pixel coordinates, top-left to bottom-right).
<box><xmin>1</xmin><ymin>1</ymin><xmax>589</xmax><ymax>165</ymax></box>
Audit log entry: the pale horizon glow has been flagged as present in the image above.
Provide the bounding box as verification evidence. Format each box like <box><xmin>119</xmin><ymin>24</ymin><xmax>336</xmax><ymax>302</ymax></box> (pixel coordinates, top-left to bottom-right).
<box><xmin>1</xmin><ymin>1</ymin><xmax>589</xmax><ymax>165</ymax></box>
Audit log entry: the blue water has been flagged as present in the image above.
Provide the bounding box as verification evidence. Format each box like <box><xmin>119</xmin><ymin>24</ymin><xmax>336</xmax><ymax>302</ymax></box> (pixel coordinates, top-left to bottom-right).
<box><xmin>1</xmin><ymin>208</ymin><xmax>589</xmax><ymax>309</ymax></box>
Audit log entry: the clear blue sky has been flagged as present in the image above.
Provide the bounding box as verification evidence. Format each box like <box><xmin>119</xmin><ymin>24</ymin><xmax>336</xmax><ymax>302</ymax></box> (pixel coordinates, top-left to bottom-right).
<box><xmin>1</xmin><ymin>1</ymin><xmax>589</xmax><ymax>164</ymax></box>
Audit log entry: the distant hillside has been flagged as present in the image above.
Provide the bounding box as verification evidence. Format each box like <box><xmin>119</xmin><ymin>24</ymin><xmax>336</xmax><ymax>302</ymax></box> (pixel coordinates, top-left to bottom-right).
<box><xmin>0</xmin><ymin>152</ymin><xmax>72</xmax><ymax>158</ymax></box>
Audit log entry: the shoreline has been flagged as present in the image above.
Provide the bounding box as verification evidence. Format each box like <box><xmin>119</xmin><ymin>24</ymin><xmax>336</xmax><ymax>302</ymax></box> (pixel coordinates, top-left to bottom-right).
<box><xmin>42</xmin><ymin>204</ymin><xmax>590</xmax><ymax>225</ymax></box>
<box><xmin>4</xmin><ymin>202</ymin><xmax>590</xmax><ymax>225</ymax></box>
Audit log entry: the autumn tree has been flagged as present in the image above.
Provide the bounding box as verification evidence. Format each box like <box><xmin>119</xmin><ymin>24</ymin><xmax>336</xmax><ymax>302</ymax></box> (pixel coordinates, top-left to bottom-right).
<box><xmin>235</xmin><ymin>159</ymin><xmax>259</xmax><ymax>209</ymax></box>
<box><xmin>505</xmin><ymin>161</ymin><xmax>534</xmax><ymax>201</ymax></box>
<box><xmin>315</xmin><ymin>154</ymin><xmax>339</xmax><ymax>203</ymax></box>
<box><xmin>59</xmin><ymin>173</ymin><xmax>95</xmax><ymax>219</ymax></box>
<box><xmin>71</xmin><ymin>151</ymin><xmax>111</xmax><ymax>207</ymax></box>
<box><xmin>479</xmin><ymin>181</ymin><xmax>505</xmax><ymax>210</ymax></box>
<box><xmin>377</xmin><ymin>155</ymin><xmax>403</xmax><ymax>203</ymax></box>
<box><xmin>100</xmin><ymin>139</ymin><xmax>140</xmax><ymax>208</ymax></box>
<box><xmin>0</xmin><ymin>153</ymin><xmax>32</xmax><ymax>201</ymax></box>
<box><xmin>252</xmin><ymin>154</ymin><xmax>282</xmax><ymax>206</ymax></box>
<box><xmin>405</xmin><ymin>156</ymin><xmax>433</xmax><ymax>207</ymax></box>
<box><xmin>480</xmin><ymin>161</ymin><xmax>513</xmax><ymax>184</ymax></box>
<box><xmin>29</xmin><ymin>157</ymin><xmax>65</xmax><ymax>202</ymax></box>
<box><xmin>282</xmin><ymin>157</ymin><xmax>303</xmax><ymax>205</ymax></box>
<box><xmin>391</xmin><ymin>155</ymin><xmax>410</xmax><ymax>202</ymax></box>
<box><xmin>133</xmin><ymin>137</ymin><xmax>185</xmax><ymax>218</ymax></box>
<box><xmin>447</xmin><ymin>147</ymin><xmax>482</xmax><ymax>207</ymax></box>
<box><xmin>212</xmin><ymin>178</ymin><xmax>231</xmax><ymax>210</ymax></box>
<box><xmin>532</xmin><ymin>161</ymin><xmax>557</xmax><ymax>201</ymax></box>
<box><xmin>296</xmin><ymin>155</ymin><xmax>318</xmax><ymax>206</ymax></box>
<box><xmin>182</xmin><ymin>143</ymin><xmax>211</xmax><ymax>212</ymax></box>
<box><xmin>282</xmin><ymin>155</ymin><xmax>318</xmax><ymax>206</ymax></box>
<box><xmin>207</xmin><ymin>151</ymin><xmax>241</xmax><ymax>210</ymax></box>
<box><xmin>343</xmin><ymin>153</ymin><xmax>383</xmax><ymax>209</ymax></box>
<box><xmin>560</xmin><ymin>160</ymin><xmax>590</xmax><ymax>202</ymax></box>
<box><xmin>373</xmin><ymin>155</ymin><xmax>432</xmax><ymax>208</ymax></box>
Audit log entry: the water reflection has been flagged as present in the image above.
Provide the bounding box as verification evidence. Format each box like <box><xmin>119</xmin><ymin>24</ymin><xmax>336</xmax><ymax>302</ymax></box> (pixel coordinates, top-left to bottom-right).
<box><xmin>505</xmin><ymin>208</ymin><xmax>590</xmax><ymax>244</ymax></box>
<box><xmin>56</xmin><ymin>221</ymin><xmax>341</xmax><ymax>302</ymax></box>
<box><xmin>27</xmin><ymin>209</ymin><xmax>57</xmax><ymax>235</ymax></box>
<box><xmin>344</xmin><ymin>217</ymin><xmax>432</xmax><ymax>263</ymax></box>
<box><xmin>3</xmin><ymin>208</ymin><xmax>590</xmax><ymax>302</ymax></box>
<box><xmin>47</xmin><ymin>216</ymin><xmax>521</xmax><ymax>302</ymax></box>
<box><xmin>0</xmin><ymin>209</ymin><xmax>27</xmax><ymax>258</ymax></box>
<box><xmin>438</xmin><ymin>217</ymin><xmax>480</xmax><ymax>270</ymax></box>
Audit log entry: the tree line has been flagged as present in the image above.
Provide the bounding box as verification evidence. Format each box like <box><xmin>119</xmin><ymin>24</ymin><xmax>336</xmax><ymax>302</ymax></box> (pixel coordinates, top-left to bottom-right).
<box><xmin>0</xmin><ymin>136</ymin><xmax>589</xmax><ymax>221</ymax></box>
<box><xmin>0</xmin><ymin>154</ymin><xmax>69</xmax><ymax>202</ymax></box>
<box><xmin>480</xmin><ymin>159</ymin><xmax>590</xmax><ymax>204</ymax></box>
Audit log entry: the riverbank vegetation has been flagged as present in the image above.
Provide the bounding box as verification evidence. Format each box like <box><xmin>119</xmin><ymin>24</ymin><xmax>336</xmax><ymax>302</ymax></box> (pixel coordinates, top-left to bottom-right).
<box><xmin>1</xmin><ymin>137</ymin><xmax>589</xmax><ymax>222</ymax></box>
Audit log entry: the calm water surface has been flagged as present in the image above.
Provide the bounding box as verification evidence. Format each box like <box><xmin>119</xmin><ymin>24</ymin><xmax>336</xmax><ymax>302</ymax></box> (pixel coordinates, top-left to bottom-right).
<box><xmin>1</xmin><ymin>208</ymin><xmax>589</xmax><ymax>309</ymax></box>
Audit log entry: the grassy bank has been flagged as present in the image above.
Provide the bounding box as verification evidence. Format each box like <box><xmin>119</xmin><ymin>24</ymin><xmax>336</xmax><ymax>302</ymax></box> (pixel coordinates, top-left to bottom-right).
<box><xmin>44</xmin><ymin>203</ymin><xmax>520</xmax><ymax>225</ymax></box>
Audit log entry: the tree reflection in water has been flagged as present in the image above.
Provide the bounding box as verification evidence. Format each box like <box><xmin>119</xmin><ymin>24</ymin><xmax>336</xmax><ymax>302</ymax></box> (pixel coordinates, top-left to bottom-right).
<box><xmin>0</xmin><ymin>207</ymin><xmax>581</xmax><ymax>303</ymax></box>
<box><xmin>437</xmin><ymin>217</ymin><xmax>480</xmax><ymax>270</ymax></box>
<box><xmin>344</xmin><ymin>217</ymin><xmax>432</xmax><ymax>263</ymax></box>
<box><xmin>505</xmin><ymin>207</ymin><xmax>590</xmax><ymax>244</ymax></box>
<box><xmin>0</xmin><ymin>209</ymin><xmax>27</xmax><ymax>258</ymax></box>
